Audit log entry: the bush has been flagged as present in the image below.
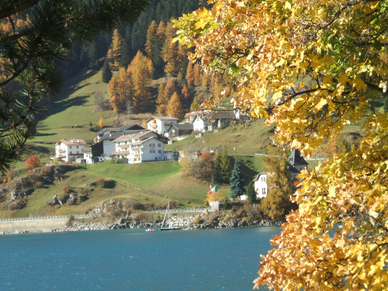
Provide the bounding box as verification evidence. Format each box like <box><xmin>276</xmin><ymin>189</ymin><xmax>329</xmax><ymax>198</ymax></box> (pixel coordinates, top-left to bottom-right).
<box><xmin>25</xmin><ymin>155</ymin><xmax>40</xmax><ymax>169</ymax></box>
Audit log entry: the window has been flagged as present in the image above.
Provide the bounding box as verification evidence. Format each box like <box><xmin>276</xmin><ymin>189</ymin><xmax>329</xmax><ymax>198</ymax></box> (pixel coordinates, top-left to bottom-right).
<box><xmin>158</xmin><ymin>143</ymin><xmax>161</xmax><ymax>147</ymax></box>
<box><xmin>262</xmin><ymin>188</ymin><xmax>266</xmax><ymax>194</ymax></box>
<box><xmin>150</xmin><ymin>143</ymin><xmax>155</xmax><ymax>147</ymax></box>
<box><xmin>76</xmin><ymin>146</ymin><xmax>79</xmax><ymax>148</ymax></box>
<box><xmin>261</xmin><ymin>176</ymin><xmax>265</xmax><ymax>182</ymax></box>
<box><xmin>150</xmin><ymin>149</ymin><xmax>155</xmax><ymax>153</ymax></box>
<box><xmin>158</xmin><ymin>150</ymin><xmax>161</xmax><ymax>153</ymax></box>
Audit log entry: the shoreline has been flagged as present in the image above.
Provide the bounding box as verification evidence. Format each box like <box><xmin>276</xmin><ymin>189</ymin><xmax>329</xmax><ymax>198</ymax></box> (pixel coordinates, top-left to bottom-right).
<box><xmin>0</xmin><ymin>216</ymin><xmax>283</xmax><ymax>235</ymax></box>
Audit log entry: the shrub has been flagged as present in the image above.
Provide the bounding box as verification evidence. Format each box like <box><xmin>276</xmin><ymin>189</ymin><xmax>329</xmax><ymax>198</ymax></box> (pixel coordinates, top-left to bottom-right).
<box><xmin>25</xmin><ymin>155</ymin><xmax>40</xmax><ymax>169</ymax></box>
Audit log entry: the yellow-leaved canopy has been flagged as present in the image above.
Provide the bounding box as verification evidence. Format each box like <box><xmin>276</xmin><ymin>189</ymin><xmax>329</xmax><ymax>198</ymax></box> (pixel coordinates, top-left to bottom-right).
<box><xmin>174</xmin><ymin>0</ymin><xmax>388</xmax><ymax>290</ymax></box>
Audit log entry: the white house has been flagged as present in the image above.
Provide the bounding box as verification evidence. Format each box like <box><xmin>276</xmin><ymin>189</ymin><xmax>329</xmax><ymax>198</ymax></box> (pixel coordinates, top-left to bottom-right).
<box><xmin>192</xmin><ymin>115</ymin><xmax>209</xmax><ymax>132</ymax></box>
<box><xmin>83</xmin><ymin>148</ymin><xmax>93</xmax><ymax>164</ymax></box>
<box><xmin>55</xmin><ymin>139</ymin><xmax>87</xmax><ymax>162</ymax></box>
<box><xmin>252</xmin><ymin>172</ymin><xmax>268</xmax><ymax>199</ymax></box>
<box><xmin>146</xmin><ymin>116</ymin><xmax>179</xmax><ymax>134</ymax></box>
<box><xmin>112</xmin><ymin>131</ymin><xmax>170</xmax><ymax>163</ymax></box>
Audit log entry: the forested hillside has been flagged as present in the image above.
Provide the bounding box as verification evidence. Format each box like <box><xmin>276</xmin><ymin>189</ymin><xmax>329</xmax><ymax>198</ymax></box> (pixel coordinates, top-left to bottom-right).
<box><xmin>58</xmin><ymin>0</ymin><xmax>237</xmax><ymax>119</ymax></box>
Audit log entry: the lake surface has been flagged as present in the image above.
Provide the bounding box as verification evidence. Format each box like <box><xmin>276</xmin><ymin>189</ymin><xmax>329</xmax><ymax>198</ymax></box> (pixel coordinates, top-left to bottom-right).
<box><xmin>0</xmin><ymin>227</ymin><xmax>280</xmax><ymax>290</ymax></box>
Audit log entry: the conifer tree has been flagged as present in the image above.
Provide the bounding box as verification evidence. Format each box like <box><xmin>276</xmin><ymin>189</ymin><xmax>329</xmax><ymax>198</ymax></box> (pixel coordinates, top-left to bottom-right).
<box><xmin>229</xmin><ymin>158</ymin><xmax>245</xmax><ymax>198</ymax></box>
<box><xmin>181</xmin><ymin>85</ymin><xmax>190</xmax><ymax>101</ymax></box>
<box><xmin>190</xmin><ymin>97</ymin><xmax>200</xmax><ymax>111</ymax></box>
<box><xmin>156</xmin><ymin>21</ymin><xmax>166</xmax><ymax>44</ymax></box>
<box><xmin>185</xmin><ymin>62</ymin><xmax>195</xmax><ymax>88</ymax></box>
<box><xmin>111</xmin><ymin>29</ymin><xmax>123</xmax><ymax>70</ymax></box>
<box><xmin>152</xmin><ymin>37</ymin><xmax>164</xmax><ymax>76</ymax></box>
<box><xmin>164</xmin><ymin>79</ymin><xmax>177</xmax><ymax>104</ymax></box>
<box><xmin>194</xmin><ymin>64</ymin><xmax>202</xmax><ymax>86</ymax></box>
<box><xmin>128</xmin><ymin>51</ymin><xmax>152</xmax><ymax>113</ymax></box>
<box><xmin>220</xmin><ymin>148</ymin><xmax>232</xmax><ymax>183</ymax></box>
<box><xmin>108</xmin><ymin>77</ymin><xmax>120</xmax><ymax>113</ymax></box>
<box><xmin>145</xmin><ymin>20</ymin><xmax>158</xmax><ymax>59</ymax></box>
<box><xmin>166</xmin><ymin>92</ymin><xmax>184</xmax><ymax>119</ymax></box>
<box><xmin>102</xmin><ymin>57</ymin><xmax>112</xmax><ymax>83</ymax></box>
<box><xmin>155</xmin><ymin>83</ymin><xmax>167</xmax><ymax>115</ymax></box>
<box><xmin>162</xmin><ymin>23</ymin><xmax>178</xmax><ymax>75</ymax></box>
<box><xmin>246</xmin><ymin>181</ymin><xmax>256</xmax><ymax>203</ymax></box>
<box><xmin>260</xmin><ymin>147</ymin><xmax>297</xmax><ymax>219</ymax></box>
<box><xmin>120</xmin><ymin>27</ymin><xmax>133</xmax><ymax>68</ymax></box>
<box><xmin>214</xmin><ymin>151</ymin><xmax>223</xmax><ymax>184</ymax></box>
<box><xmin>99</xmin><ymin>117</ymin><xmax>104</xmax><ymax>129</ymax></box>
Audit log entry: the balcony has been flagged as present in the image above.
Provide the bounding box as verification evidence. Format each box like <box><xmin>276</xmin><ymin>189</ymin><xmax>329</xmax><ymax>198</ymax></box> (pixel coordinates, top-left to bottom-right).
<box><xmin>112</xmin><ymin>150</ymin><xmax>130</xmax><ymax>155</ymax></box>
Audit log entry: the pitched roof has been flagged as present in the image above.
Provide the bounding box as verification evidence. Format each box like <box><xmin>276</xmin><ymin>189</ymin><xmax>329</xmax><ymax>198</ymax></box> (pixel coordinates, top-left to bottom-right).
<box><xmin>169</xmin><ymin>123</ymin><xmax>194</xmax><ymax>131</ymax></box>
<box><xmin>113</xmin><ymin>130</ymin><xmax>157</xmax><ymax>142</ymax></box>
<box><xmin>83</xmin><ymin>148</ymin><xmax>92</xmax><ymax>152</ymax></box>
<box><xmin>289</xmin><ymin>149</ymin><xmax>308</xmax><ymax>166</ymax></box>
<box><xmin>146</xmin><ymin>116</ymin><xmax>179</xmax><ymax>122</ymax></box>
<box><xmin>117</xmin><ymin>124</ymin><xmax>145</xmax><ymax>132</ymax></box>
<box><xmin>57</xmin><ymin>139</ymin><xmax>87</xmax><ymax>146</ymax></box>
<box><xmin>252</xmin><ymin>172</ymin><xmax>266</xmax><ymax>182</ymax></box>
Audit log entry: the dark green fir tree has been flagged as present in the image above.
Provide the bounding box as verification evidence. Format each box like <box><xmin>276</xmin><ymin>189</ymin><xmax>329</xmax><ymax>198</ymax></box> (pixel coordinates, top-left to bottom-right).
<box><xmin>102</xmin><ymin>57</ymin><xmax>112</xmax><ymax>83</ymax></box>
<box><xmin>229</xmin><ymin>159</ymin><xmax>245</xmax><ymax>198</ymax></box>
<box><xmin>246</xmin><ymin>181</ymin><xmax>256</xmax><ymax>203</ymax></box>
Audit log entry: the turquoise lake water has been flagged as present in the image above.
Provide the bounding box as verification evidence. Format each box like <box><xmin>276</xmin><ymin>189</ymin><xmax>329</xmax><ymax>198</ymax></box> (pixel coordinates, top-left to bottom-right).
<box><xmin>0</xmin><ymin>227</ymin><xmax>280</xmax><ymax>290</ymax></box>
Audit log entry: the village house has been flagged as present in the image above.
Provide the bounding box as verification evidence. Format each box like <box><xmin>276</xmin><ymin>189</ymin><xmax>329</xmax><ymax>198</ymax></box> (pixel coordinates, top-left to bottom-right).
<box><xmin>82</xmin><ymin>148</ymin><xmax>93</xmax><ymax>164</ymax></box>
<box><xmin>92</xmin><ymin>124</ymin><xmax>146</xmax><ymax>160</ymax></box>
<box><xmin>146</xmin><ymin>116</ymin><xmax>179</xmax><ymax>134</ymax></box>
<box><xmin>165</xmin><ymin>123</ymin><xmax>194</xmax><ymax>139</ymax></box>
<box><xmin>111</xmin><ymin>131</ymin><xmax>173</xmax><ymax>163</ymax></box>
<box><xmin>55</xmin><ymin>139</ymin><xmax>87</xmax><ymax>162</ymax></box>
<box><xmin>252</xmin><ymin>150</ymin><xmax>308</xmax><ymax>199</ymax></box>
<box><xmin>192</xmin><ymin>111</ymin><xmax>236</xmax><ymax>133</ymax></box>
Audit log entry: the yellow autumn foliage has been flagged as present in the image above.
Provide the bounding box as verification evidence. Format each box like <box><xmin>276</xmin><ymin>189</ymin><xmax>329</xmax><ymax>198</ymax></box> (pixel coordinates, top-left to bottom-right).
<box><xmin>175</xmin><ymin>0</ymin><xmax>388</xmax><ymax>290</ymax></box>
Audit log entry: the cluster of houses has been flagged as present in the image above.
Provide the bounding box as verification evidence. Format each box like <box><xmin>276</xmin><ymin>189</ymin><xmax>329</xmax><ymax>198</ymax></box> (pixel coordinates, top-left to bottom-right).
<box><xmin>54</xmin><ymin>111</ymin><xmax>307</xmax><ymax>199</ymax></box>
<box><xmin>54</xmin><ymin>111</ymin><xmax>239</xmax><ymax>164</ymax></box>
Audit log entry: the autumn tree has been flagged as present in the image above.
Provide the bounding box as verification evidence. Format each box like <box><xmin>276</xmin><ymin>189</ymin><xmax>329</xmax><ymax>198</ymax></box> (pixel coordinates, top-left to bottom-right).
<box><xmin>175</xmin><ymin>0</ymin><xmax>388</xmax><ymax>289</ymax></box>
<box><xmin>0</xmin><ymin>0</ymin><xmax>149</xmax><ymax>173</ymax></box>
<box><xmin>246</xmin><ymin>181</ymin><xmax>256</xmax><ymax>203</ymax></box>
<box><xmin>145</xmin><ymin>20</ymin><xmax>158</xmax><ymax>59</ymax></box>
<box><xmin>128</xmin><ymin>51</ymin><xmax>152</xmax><ymax>113</ymax></box>
<box><xmin>193</xmin><ymin>64</ymin><xmax>202</xmax><ymax>87</ymax></box>
<box><xmin>166</xmin><ymin>92</ymin><xmax>183</xmax><ymax>119</ymax></box>
<box><xmin>190</xmin><ymin>97</ymin><xmax>200</xmax><ymax>111</ymax></box>
<box><xmin>161</xmin><ymin>22</ymin><xmax>178</xmax><ymax>75</ymax></box>
<box><xmin>99</xmin><ymin>117</ymin><xmax>104</xmax><ymax>129</ymax></box>
<box><xmin>220</xmin><ymin>148</ymin><xmax>232</xmax><ymax>183</ymax></box>
<box><xmin>260</xmin><ymin>147</ymin><xmax>297</xmax><ymax>220</ymax></box>
<box><xmin>25</xmin><ymin>156</ymin><xmax>40</xmax><ymax>169</ymax></box>
<box><xmin>111</xmin><ymin>29</ymin><xmax>123</xmax><ymax>70</ymax></box>
<box><xmin>185</xmin><ymin>62</ymin><xmax>194</xmax><ymax>88</ymax></box>
<box><xmin>155</xmin><ymin>83</ymin><xmax>166</xmax><ymax>115</ymax></box>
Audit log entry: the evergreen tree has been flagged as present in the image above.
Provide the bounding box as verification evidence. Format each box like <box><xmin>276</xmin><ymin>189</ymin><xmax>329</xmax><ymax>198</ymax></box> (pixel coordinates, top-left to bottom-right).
<box><xmin>166</xmin><ymin>92</ymin><xmax>184</xmax><ymax>119</ymax></box>
<box><xmin>229</xmin><ymin>158</ymin><xmax>245</xmax><ymax>198</ymax></box>
<box><xmin>102</xmin><ymin>57</ymin><xmax>112</xmax><ymax>83</ymax></box>
<box><xmin>214</xmin><ymin>151</ymin><xmax>223</xmax><ymax>184</ymax></box>
<box><xmin>120</xmin><ymin>27</ymin><xmax>133</xmax><ymax>68</ymax></box>
<box><xmin>246</xmin><ymin>181</ymin><xmax>256</xmax><ymax>203</ymax></box>
<box><xmin>220</xmin><ymin>148</ymin><xmax>232</xmax><ymax>183</ymax></box>
<box><xmin>152</xmin><ymin>37</ymin><xmax>164</xmax><ymax>77</ymax></box>
<box><xmin>162</xmin><ymin>23</ymin><xmax>178</xmax><ymax>75</ymax></box>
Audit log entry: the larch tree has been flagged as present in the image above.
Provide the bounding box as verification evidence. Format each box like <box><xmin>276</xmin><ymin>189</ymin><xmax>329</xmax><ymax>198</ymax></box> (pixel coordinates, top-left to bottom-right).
<box><xmin>156</xmin><ymin>21</ymin><xmax>166</xmax><ymax>44</ymax></box>
<box><xmin>155</xmin><ymin>83</ymin><xmax>167</xmax><ymax>115</ymax></box>
<box><xmin>128</xmin><ymin>51</ymin><xmax>152</xmax><ymax>113</ymax></box>
<box><xmin>181</xmin><ymin>85</ymin><xmax>190</xmax><ymax>101</ymax></box>
<box><xmin>260</xmin><ymin>147</ymin><xmax>297</xmax><ymax>220</ymax></box>
<box><xmin>193</xmin><ymin>64</ymin><xmax>202</xmax><ymax>87</ymax></box>
<box><xmin>175</xmin><ymin>0</ymin><xmax>388</xmax><ymax>289</ymax></box>
<box><xmin>185</xmin><ymin>62</ymin><xmax>195</xmax><ymax>88</ymax></box>
<box><xmin>145</xmin><ymin>20</ymin><xmax>158</xmax><ymax>59</ymax></box>
<box><xmin>0</xmin><ymin>0</ymin><xmax>149</xmax><ymax>172</ymax></box>
<box><xmin>166</xmin><ymin>92</ymin><xmax>183</xmax><ymax>119</ymax></box>
<box><xmin>190</xmin><ymin>96</ymin><xmax>200</xmax><ymax>111</ymax></box>
<box><xmin>163</xmin><ymin>79</ymin><xmax>178</xmax><ymax>106</ymax></box>
<box><xmin>220</xmin><ymin>148</ymin><xmax>232</xmax><ymax>183</ymax></box>
<box><xmin>98</xmin><ymin>117</ymin><xmax>104</xmax><ymax>129</ymax></box>
<box><xmin>111</xmin><ymin>29</ymin><xmax>123</xmax><ymax>70</ymax></box>
<box><xmin>161</xmin><ymin>22</ymin><xmax>178</xmax><ymax>75</ymax></box>
<box><xmin>108</xmin><ymin>77</ymin><xmax>120</xmax><ymax>113</ymax></box>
